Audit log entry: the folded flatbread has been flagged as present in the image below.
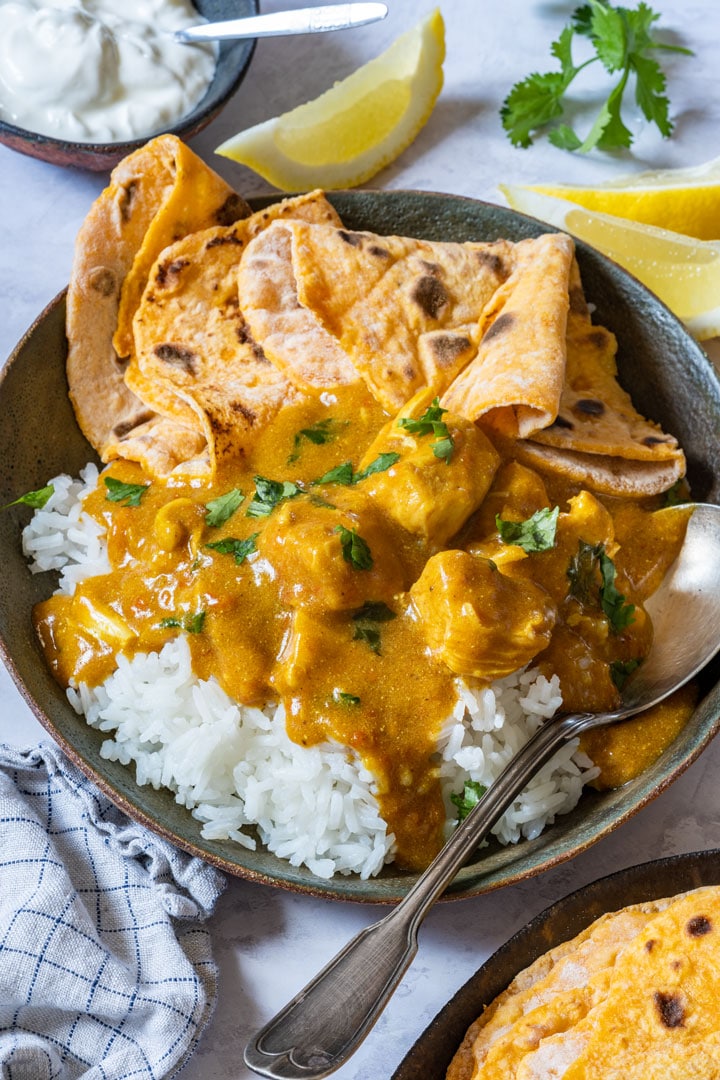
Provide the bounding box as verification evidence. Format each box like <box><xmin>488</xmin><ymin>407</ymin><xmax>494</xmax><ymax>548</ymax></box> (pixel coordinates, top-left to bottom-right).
<box><xmin>131</xmin><ymin>191</ymin><xmax>347</xmax><ymax>472</ymax></box>
<box><xmin>66</xmin><ymin>134</ymin><xmax>249</xmax><ymax>462</ymax></box>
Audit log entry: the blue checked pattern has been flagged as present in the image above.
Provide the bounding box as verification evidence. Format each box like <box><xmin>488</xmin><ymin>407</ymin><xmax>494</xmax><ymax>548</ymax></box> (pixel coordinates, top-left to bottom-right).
<box><xmin>0</xmin><ymin>743</ymin><xmax>226</xmax><ymax>1079</ymax></box>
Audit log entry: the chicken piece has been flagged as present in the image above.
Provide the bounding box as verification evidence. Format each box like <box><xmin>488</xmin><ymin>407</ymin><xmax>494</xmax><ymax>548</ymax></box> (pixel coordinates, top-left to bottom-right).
<box><xmin>259</xmin><ymin>490</ymin><xmax>404</xmax><ymax>612</ymax></box>
<box><xmin>469</xmin><ymin>460</ymin><xmax>551</xmax><ymax>540</ymax></box>
<box><xmin>357</xmin><ymin>388</ymin><xmax>500</xmax><ymax>549</ymax></box>
<box><xmin>410</xmin><ymin>549</ymin><xmax>556</xmax><ymax>681</ymax></box>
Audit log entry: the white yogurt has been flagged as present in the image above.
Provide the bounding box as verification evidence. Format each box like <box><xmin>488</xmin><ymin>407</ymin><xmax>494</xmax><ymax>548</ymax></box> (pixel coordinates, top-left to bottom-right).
<box><xmin>0</xmin><ymin>0</ymin><xmax>217</xmax><ymax>142</ymax></box>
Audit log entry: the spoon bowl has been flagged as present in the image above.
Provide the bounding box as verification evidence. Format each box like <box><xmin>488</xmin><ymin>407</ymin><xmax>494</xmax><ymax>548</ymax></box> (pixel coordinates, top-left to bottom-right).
<box><xmin>244</xmin><ymin>501</ymin><xmax>720</xmax><ymax>1079</ymax></box>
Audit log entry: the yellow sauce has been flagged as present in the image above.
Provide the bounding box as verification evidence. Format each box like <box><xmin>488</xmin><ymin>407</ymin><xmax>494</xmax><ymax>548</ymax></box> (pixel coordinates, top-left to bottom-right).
<box><xmin>33</xmin><ymin>382</ymin><xmax>693</xmax><ymax>868</ymax></box>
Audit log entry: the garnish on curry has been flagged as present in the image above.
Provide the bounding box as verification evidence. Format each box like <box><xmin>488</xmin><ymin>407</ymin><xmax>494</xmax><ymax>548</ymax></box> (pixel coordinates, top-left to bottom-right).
<box><xmin>29</xmin><ymin>135</ymin><xmax>697</xmax><ymax>872</ymax></box>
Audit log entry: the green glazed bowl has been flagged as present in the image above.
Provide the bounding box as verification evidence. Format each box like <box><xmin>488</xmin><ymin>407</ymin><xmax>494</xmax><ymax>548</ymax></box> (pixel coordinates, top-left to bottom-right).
<box><xmin>2</xmin><ymin>190</ymin><xmax>720</xmax><ymax>903</ymax></box>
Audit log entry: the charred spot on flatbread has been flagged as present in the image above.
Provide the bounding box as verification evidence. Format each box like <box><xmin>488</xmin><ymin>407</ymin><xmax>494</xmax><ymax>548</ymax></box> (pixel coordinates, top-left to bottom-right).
<box><xmin>687</xmin><ymin>914</ymin><xmax>712</xmax><ymax>936</ymax></box>
<box><xmin>112</xmin><ymin>410</ymin><xmax>156</xmax><ymax>439</ymax></box>
<box><xmin>411</xmin><ymin>274</ymin><xmax>450</xmax><ymax>319</ymax></box>
<box><xmin>153</xmin><ymin>343</ymin><xmax>199</xmax><ymax>375</ymax></box>
<box><xmin>573</xmin><ymin>398</ymin><xmax>605</xmax><ymax>417</ymax></box>
<box><xmin>481</xmin><ymin>310</ymin><xmax>516</xmax><ymax>343</ymax></box>
<box><xmin>654</xmin><ymin>990</ymin><xmax>685</xmax><ymax>1028</ymax></box>
<box><xmin>214</xmin><ymin>192</ymin><xmax>249</xmax><ymax>226</ymax></box>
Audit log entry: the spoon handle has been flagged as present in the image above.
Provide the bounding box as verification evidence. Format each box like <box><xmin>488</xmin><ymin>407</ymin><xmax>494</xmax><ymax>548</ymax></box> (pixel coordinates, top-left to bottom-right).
<box><xmin>244</xmin><ymin>710</ymin><xmax>594</xmax><ymax>1079</ymax></box>
<box><xmin>175</xmin><ymin>3</ymin><xmax>388</xmax><ymax>42</ymax></box>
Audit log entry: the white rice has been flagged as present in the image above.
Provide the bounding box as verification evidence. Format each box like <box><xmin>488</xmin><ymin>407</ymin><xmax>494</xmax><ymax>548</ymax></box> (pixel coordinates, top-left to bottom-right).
<box><xmin>24</xmin><ymin>470</ymin><xmax>599</xmax><ymax>879</ymax></box>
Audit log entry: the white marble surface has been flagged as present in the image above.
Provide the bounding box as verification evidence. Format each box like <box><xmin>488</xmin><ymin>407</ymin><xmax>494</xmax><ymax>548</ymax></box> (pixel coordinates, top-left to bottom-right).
<box><xmin>2</xmin><ymin>1</ymin><xmax>720</xmax><ymax>1077</ymax></box>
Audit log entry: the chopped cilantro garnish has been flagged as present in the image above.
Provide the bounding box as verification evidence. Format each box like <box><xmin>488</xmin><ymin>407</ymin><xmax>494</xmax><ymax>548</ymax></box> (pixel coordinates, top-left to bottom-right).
<box><xmin>397</xmin><ymin>397</ymin><xmax>454</xmax><ymax>462</ymax></box>
<box><xmin>335</xmin><ymin>525</ymin><xmax>373</xmax><ymax>570</ymax></box>
<box><xmin>312</xmin><ymin>462</ymin><xmax>355</xmax><ymax>486</ymax></box>
<box><xmin>205</xmin><ymin>488</ymin><xmax>244</xmax><ymax>527</ymax></box>
<box><xmin>451</xmin><ymin>780</ymin><xmax>487</xmax><ymax>822</ymax></box>
<box><xmin>496</xmin><ymin>506</ymin><xmax>559</xmax><ymax>553</ymax></box>
<box><xmin>312</xmin><ymin>453</ymin><xmax>399</xmax><ymax>487</ymax></box>
<box><xmin>246</xmin><ymin>476</ymin><xmax>301</xmax><ymax>518</ymax></box>
<box><xmin>353</xmin><ymin>452</ymin><xmax>400</xmax><ymax>482</ymax></box>
<box><xmin>1</xmin><ymin>484</ymin><xmax>54</xmax><ymax>512</ymax></box>
<box><xmin>287</xmin><ymin>418</ymin><xmax>348</xmax><ymax>463</ymax></box>
<box><xmin>104</xmin><ymin>476</ymin><xmax>149</xmax><ymax>507</ymax></box>
<box><xmin>159</xmin><ymin>611</ymin><xmax>206</xmax><ymax>634</ymax></box>
<box><xmin>610</xmin><ymin>657</ymin><xmax>642</xmax><ymax>690</ymax></box>
<box><xmin>351</xmin><ymin>601</ymin><xmax>396</xmax><ymax>654</ymax></box>
<box><xmin>567</xmin><ymin>540</ymin><xmax>635</xmax><ymax>633</ymax></box>
<box><xmin>332</xmin><ymin>689</ymin><xmax>361</xmax><ymax>707</ymax></box>
<box><xmin>205</xmin><ymin>533</ymin><xmax>259</xmax><ymax>565</ymax></box>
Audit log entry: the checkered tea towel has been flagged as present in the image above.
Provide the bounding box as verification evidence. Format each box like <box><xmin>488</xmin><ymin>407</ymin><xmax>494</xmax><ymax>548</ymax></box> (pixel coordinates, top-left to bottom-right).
<box><xmin>0</xmin><ymin>742</ymin><xmax>227</xmax><ymax>1079</ymax></box>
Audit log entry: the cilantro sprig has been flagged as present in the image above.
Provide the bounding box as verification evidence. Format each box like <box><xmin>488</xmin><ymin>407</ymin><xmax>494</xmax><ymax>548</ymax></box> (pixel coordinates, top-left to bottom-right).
<box><xmin>1</xmin><ymin>485</ymin><xmax>54</xmax><ymax>512</ymax></box>
<box><xmin>501</xmin><ymin>1</ymin><xmax>692</xmax><ymax>152</ymax></box>
<box><xmin>397</xmin><ymin>398</ymin><xmax>454</xmax><ymax>462</ymax></box>
<box><xmin>567</xmin><ymin>540</ymin><xmax>635</xmax><ymax>632</ymax></box>
<box><xmin>496</xmin><ymin>507</ymin><xmax>559</xmax><ymax>553</ymax></box>
<box><xmin>287</xmin><ymin>418</ymin><xmax>348</xmax><ymax>464</ymax></box>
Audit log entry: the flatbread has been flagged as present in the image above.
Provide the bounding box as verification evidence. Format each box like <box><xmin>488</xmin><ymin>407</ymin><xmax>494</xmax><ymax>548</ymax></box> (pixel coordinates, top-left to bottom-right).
<box><xmin>284</xmin><ymin>222</ymin><xmax>519</xmax><ymax>411</ymax></box>
<box><xmin>66</xmin><ymin>134</ymin><xmax>249</xmax><ymax>460</ymax></box>
<box><xmin>440</xmin><ymin>233</ymin><xmax>575</xmax><ymax>438</ymax></box>
<box><xmin>238</xmin><ymin>220</ymin><xmax>361</xmax><ymax>392</ymax></box>
<box><xmin>131</xmin><ymin>192</ymin><xmax>345</xmax><ymax>472</ymax></box>
<box><xmin>447</xmin><ymin>887</ymin><xmax>720</xmax><ymax>1080</ymax></box>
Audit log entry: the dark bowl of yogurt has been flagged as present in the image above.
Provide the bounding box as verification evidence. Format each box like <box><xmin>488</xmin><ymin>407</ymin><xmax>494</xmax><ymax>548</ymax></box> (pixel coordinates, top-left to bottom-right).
<box><xmin>0</xmin><ymin>0</ymin><xmax>257</xmax><ymax>171</ymax></box>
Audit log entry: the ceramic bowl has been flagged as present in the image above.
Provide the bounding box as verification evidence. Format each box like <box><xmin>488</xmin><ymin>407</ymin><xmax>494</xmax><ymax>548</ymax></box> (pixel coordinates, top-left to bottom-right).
<box><xmin>2</xmin><ymin>190</ymin><xmax>720</xmax><ymax>903</ymax></box>
<box><xmin>0</xmin><ymin>0</ymin><xmax>257</xmax><ymax>171</ymax></box>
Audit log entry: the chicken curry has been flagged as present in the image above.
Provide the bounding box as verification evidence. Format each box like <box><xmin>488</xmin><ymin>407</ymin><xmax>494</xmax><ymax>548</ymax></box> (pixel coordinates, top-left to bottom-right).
<box><xmin>34</xmin><ymin>381</ymin><xmax>692</xmax><ymax>870</ymax></box>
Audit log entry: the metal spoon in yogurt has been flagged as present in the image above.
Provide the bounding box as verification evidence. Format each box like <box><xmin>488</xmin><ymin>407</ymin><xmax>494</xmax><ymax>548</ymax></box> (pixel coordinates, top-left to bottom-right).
<box><xmin>244</xmin><ymin>501</ymin><xmax>720</xmax><ymax>1079</ymax></box>
<box><xmin>174</xmin><ymin>3</ymin><xmax>388</xmax><ymax>43</ymax></box>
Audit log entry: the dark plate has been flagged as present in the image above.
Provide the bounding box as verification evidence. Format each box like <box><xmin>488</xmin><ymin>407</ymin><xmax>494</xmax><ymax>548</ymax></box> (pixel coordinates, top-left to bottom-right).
<box><xmin>393</xmin><ymin>849</ymin><xmax>720</xmax><ymax>1078</ymax></box>
<box><xmin>2</xmin><ymin>189</ymin><xmax>720</xmax><ymax>903</ymax></box>
<box><xmin>0</xmin><ymin>0</ymin><xmax>257</xmax><ymax>171</ymax></box>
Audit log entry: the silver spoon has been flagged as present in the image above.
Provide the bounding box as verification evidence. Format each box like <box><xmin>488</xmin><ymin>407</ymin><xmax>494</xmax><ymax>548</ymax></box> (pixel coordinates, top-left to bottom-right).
<box><xmin>174</xmin><ymin>3</ymin><xmax>388</xmax><ymax>43</ymax></box>
<box><xmin>244</xmin><ymin>501</ymin><xmax>720</xmax><ymax>1079</ymax></box>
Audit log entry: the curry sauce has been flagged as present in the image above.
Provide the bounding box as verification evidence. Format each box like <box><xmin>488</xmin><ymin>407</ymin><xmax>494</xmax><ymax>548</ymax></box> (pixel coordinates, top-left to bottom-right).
<box><xmin>34</xmin><ymin>382</ymin><xmax>692</xmax><ymax>869</ymax></box>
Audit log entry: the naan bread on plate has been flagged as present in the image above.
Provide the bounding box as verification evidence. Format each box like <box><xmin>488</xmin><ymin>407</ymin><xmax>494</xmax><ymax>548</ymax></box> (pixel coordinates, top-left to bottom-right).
<box><xmin>66</xmin><ymin>134</ymin><xmax>249</xmax><ymax>462</ymax></box>
<box><xmin>281</xmin><ymin>222</ymin><xmax>522</xmax><ymax>411</ymax></box>
<box><xmin>131</xmin><ymin>191</ymin><xmax>347</xmax><ymax>473</ymax></box>
<box><xmin>448</xmin><ymin>886</ymin><xmax>720</xmax><ymax>1080</ymax></box>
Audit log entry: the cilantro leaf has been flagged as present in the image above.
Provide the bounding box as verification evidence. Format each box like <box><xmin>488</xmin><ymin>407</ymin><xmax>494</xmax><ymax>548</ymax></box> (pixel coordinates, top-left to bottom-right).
<box><xmin>1</xmin><ymin>484</ymin><xmax>54</xmax><ymax>512</ymax></box>
<box><xmin>246</xmin><ymin>477</ymin><xmax>301</xmax><ymax>518</ymax></box>
<box><xmin>501</xmin><ymin>0</ymin><xmax>691</xmax><ymax>152</ymax></box>
<box><xmin>335</xmin><ymin>525</ymin><xmax>373</xmax><ymax>570</ymax></box>
<box><xmin>332</xmin><ymin>689</ymin><xmax>361</xmax><ymax>706</ymax></box>
<box><xmin>104</xmin><ymin>476</ymin><xmax>149</xmax><ymax>507</ymax></box>
<box><xmin>312</xmin><ymin>453</ymin><xmax>399</xmax><ymax>487</ymax></box>
<box><xmin>610</xmin><ymin>656</ymin><xmax>642</xmax><ymax>690</ymax></box>
<box><xmin>204</xmin><ymin>488</ymin><xmax>244</xmax><ymax>527</ymax></box>
<box><xmin>312</xmin><ymin>462</ymin><xmax>355</xmax><ymax>486</ymax></box>
<box><xmin>397</xmin><ymin>397</ymin><xmax>455</xmax><ymax>462</ymax></box>
<box><xmin>496</xmin><ymin>507</ymin><xmax>559</xmax><ymax>553</ymax></box>
<box><xmin>159</xmin><ymin>611</ymin><xmax>206</xmax><ymax>634</ymax></box>
<box><xmin>567</xmin><ymin>540</ymin><xmax>635</xmax><ymax>632</ymax></box>
<box><xmin>353</xmin><ymin>452</ymin><xmax>400</xmax><ymax>482</ymax></box>
<box><xmin>351</xmin><ymin>601</ymin><xmax>396</xmax><ymax>655</ymax></box>
<box><xmin>451</xmin><ymin>780</ymin><xmax>487</xmax><ymax>822</ymax></box>
<box><xmin>287</xmin><ymin>418</ymin><xmax>348</xmax><ymax>463</ymax></box>
<box><xmin>597</xmin><ymin>547</ymin><xmax>635</xmax><ymax>631</ymax></box>
<box><xmin>205</xmin><ymin>533</ymin><xmax>259</xmax><ymax>565</ymax></box>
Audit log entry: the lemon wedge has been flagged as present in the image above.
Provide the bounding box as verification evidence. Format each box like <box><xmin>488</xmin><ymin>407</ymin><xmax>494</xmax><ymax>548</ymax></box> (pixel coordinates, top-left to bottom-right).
<box><xmin>516</xmin><ymin>157</ymin><xmax>720</xmax><ymax>241</ymax></box>
<box><xmin>500</xmin><ymin>185</ymin><xmax>720</xmax><ymax>341</ymax></box>
<box><xmin>215</xmin><ymin>9</ymin><xmax>445</xmax><ymax>190</ymax></box>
